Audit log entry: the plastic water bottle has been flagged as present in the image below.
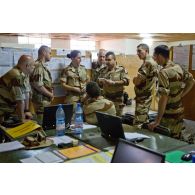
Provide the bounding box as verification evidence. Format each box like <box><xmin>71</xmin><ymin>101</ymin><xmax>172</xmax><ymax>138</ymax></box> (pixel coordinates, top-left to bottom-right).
<box><xmin>56</xmin><ymin>104</ymin><xmax>65</xmax><ymax>136</ymax></box>
<box><xmin>74</xmin><ymin>103</ymin><xmax>83</xmax><ymax>134</ymax></box>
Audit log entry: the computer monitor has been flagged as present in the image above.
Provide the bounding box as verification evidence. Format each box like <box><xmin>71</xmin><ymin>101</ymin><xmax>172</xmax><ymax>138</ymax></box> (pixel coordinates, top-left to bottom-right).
<box><xmin>95</xmin><ymin>111</ymin><xmax>125</xmax><ymax>140</ymax></box>
<box><xmin>42</xmin><ymin>104</ymin><xmax>73</xmax><ymax>130</ymax></box>
<box><xmin>111</xmin><ymin>139</ymin><xmax>165</xmax><ymax>163</ymax></box>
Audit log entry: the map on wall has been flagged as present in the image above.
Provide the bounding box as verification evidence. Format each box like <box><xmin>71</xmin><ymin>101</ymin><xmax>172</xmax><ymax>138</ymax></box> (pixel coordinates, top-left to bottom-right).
<box><xmin>173</xmin><ymin>45</ymin><xmax>190</xmax><ymax>70</ymax></box>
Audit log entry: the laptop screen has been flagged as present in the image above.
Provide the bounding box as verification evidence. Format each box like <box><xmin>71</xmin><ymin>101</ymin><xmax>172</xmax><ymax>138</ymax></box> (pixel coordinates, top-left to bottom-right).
<box><xmin>95</xmin><ymin>111</ymin><xmax>125</xmax><ymax>140</ymax></box>
<box><xmin>111</xmin><ymin>139</ymin><xmax>165</xmax><ymax>163</ymax></box>
<box><xmin>42</xmin><ymin>104</ymin><xmax>73</xmax><ymax>130</ymax></box>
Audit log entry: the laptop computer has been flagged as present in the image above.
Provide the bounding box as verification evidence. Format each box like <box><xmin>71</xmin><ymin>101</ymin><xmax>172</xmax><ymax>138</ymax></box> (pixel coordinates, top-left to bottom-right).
<box><xmin>42</xmin><ymin>104</ymin><xmax>73</xmax><ymax>130</ymax></box>
<box><xmin>111</xmin><ymin>138</ymin><xmax>165</xmax><ymax>163</ymax></box>
<box><xmin>95</xmin><ymin>111</ymin><xmax>149</xmax><ymax>142</ymax></box>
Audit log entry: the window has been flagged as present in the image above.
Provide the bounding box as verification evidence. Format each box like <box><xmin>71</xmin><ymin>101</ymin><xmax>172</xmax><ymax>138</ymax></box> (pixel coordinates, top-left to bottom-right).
<box><xmin>18</xmin><ymin>36</ymin><xmax>51</xmax><ymax>48</ymax></box>
<box><xmin>70</xmin><ymin>40</ymin><xmax>96</xmax><ymax>50</ymax></box>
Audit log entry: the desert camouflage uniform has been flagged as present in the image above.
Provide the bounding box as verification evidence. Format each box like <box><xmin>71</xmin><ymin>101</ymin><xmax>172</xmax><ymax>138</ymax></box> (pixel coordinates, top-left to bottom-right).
<box><xmin>0</xmin><ymin>66</ymin><xmax>27</xmax><ymax>120</ymax></box>
<box><xmin>60</xmin><ymin>63</ymin><xmax>88</xmax><ymax>107</ymax></box>
<box><xmin>30</xmin><ymin>60</ymin><xmax>53</xmax><ymax>124</ymax></box>
<box><xmin>83</xmin><ymin>96</ymin><xmax>116</xmax><ymax>125</ymax></box>
<box><xmin>158</xmin><ymin>60</ymin><xmax>194</xmax><ymax>142</ymax></box>
<box><xmin>134</xmin><ymin>56</ymin><xmax>158</xmax><ymax>126</ymax></box>
<box><xmin>91</xmin><ymin>62</ymin><xmax>106</xmax><ymax>82</ymax></box>
<box><xmin>99</xmin><ymin>65</ymin><xmax>129</xmax><ymax>116</ymax></box>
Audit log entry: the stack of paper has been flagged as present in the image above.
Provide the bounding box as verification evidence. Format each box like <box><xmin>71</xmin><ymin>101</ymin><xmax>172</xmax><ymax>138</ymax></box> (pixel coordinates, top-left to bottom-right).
<box><xmin>58</xmin><ymin>144</ymin><xmax>100</xmax><ymax>159</ymax></box>
<box><xmin>20</xmin><ymin>151</ymin><xmax>66</xmax><ymax>163</ymax></box>
<box><xmin>0</xmin><ymin>141</ymin><xmax>25</xmax><ymax>153</ymax></box>
<box><xmin>66</xmin><ymin>151</ymin><xmax>112</xmax><ymax>163</ymax></box>
<box><xmin>48</xmin><ymin>135</ymin><xmax>77</xmax><ymax>146</ymax></box>
<box><xmin>124</xmin><ymin>132</ymin><xmax>150</xmax><ymax>140</ymax></box>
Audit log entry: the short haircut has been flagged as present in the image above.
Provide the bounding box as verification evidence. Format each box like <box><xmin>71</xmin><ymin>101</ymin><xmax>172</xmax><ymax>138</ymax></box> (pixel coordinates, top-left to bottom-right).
<box><xmin>86</xmin><ymin>81</ymin><xmax>100</xmax><ymax>98</ymax></box>
<box><xmin>38</xmin><ymin>45</ymin><xmax>50</xmax><ymax>56</ymax></box>
<box><xmin>137</xmin><ymin>43</ymin><xmax>149</xmax><ymax>53</ymax></box>
<box><xmin>67</xmin><ymin>50</ymin><xmax>81</xmax><ymax>59</ymax></box>
<box><xmin>154</xmin><ymin>45</ymin><xmax>169</xmax><ymax>58</ymax></box>
<box><xmin>105</xmin><ymin>51</ymin><xmax>116</xmax><ymax>60</ymax></box>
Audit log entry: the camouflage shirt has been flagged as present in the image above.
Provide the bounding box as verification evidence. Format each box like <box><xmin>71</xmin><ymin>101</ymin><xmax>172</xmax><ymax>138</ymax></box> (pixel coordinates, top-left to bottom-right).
<box><xmin>135</xmin><ymin>55</ymin><xmax>158</xmax><ymax>98</ymax></box>
<box><xmin>0</xmin><ymin>66</ymin><xmax>27</xmax><ymax>105</ymax></box>
<box><xmin>30</xmin><ymin>60</ymin><xmax>53</xmax><ymax>104</ymax></box>
<box><xmin>158</xmin><ymin>60</ymin><xmax>194</xmax><ymax>118</ymax></box>
<box><xmin>83</xmin><ymin>96</ymin><xmax>116</xmax><ymax>125</ymax></box>
<box><xmin>91</xmin><ymin>62</ymin><xmax>106</xmax><ymax>82</ymax></box>
<box><xmin>99</xmin><ymin>65</ymin><xmax>129</xmax><ymax>97</ymax></box>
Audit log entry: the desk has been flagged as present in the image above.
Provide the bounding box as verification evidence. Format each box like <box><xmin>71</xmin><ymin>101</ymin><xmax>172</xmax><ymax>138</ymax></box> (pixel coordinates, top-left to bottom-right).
<box><xmin>0</xmin><ymin>126</ymin><xmax>190</xmax><ymax>163</ymax></box>
<box><xmin>173</xmin><ymin>144</ymin><xmax>195</xmax><ymax>153</ymax></box>
<box><xmin>68</xmin><ymin>124</ymin><xmax>189</xmax><ymax>153</ymax></box>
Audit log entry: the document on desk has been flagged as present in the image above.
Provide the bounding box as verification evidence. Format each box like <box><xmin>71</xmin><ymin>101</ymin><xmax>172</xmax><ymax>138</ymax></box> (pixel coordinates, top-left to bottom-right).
<box><xmin>58</xmin><ymin>144</ymin><xmax>100</xmax><ymax>159</ymax></box>
<box><xmin>48</xmin><ymin>135</ymin><xmax>74</xmax><ymax>145</ymax></box>
<box><xmin>20</xmin><ymin>151</ymin><xmax>66</xmax><ymax>163</ymax></box>
<box><xmin>124</xmin><ymin>132</ymin><xmax>150</xmax><ymax>140</ymax></box>
<box><xmin>70</xmin><ymin>124</ymin><xmax>97</xmax><ymax>131</ymax></box>
<box><xmin>66</xmin><ymin>152</ymin><xmax>112</xmax><ymax>163</ymax></box>
<box><xmin>0</xmin><ymin>141</ymin><xmax>25</xmax><ymax>153</ymax></box>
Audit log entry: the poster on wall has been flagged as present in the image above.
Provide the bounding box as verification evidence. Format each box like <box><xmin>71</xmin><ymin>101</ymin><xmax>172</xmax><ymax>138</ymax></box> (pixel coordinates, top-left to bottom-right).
<box><xmin>191</xmin><ymin>45</ymin><xmax>195</xmax><ymax>70</ymax></box>
<box><xmin>173</xmin><ymin>45</ymin><xmax>190</xmax><ymax>70</ymax></box>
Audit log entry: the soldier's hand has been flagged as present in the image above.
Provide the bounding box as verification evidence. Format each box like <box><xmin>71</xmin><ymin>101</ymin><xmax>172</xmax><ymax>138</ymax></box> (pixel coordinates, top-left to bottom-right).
<box><xmin>148</xmin><ymin>121</ymin><xmax>159</xmax><ymax>131</ymax></box>
<box><xmin>25</xmin><ymin>112</ymin><xmax>33</xmax><ymax>120</ymax></box>
<box><xmin>73</xmin><ymin>87</ymin><xmax>81</xmax><ymax>94</ymax></box>
<box><xmin>104</xmin><ymin>79</ymin><xmax>115</xmax><ymax>86</ymax></box>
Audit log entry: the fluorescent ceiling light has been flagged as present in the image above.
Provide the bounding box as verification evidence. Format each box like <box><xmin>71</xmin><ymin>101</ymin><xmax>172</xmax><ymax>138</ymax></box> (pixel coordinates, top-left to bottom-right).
<box><xmin>139</xmin><ymin>33</ymin><xmax>152</xmax><ymax>38</ymax></box>
<box><xmin>142</xmin><ymin>38</ymin><xmax>153</xmax><ymax>47</ymax></box>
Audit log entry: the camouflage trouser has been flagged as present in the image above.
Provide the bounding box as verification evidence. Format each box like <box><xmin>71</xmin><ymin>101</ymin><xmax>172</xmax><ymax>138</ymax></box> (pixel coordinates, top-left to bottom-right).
<box><xmin>32</xmin><ymin>100</ymin><xmax>51</xmax><ymax>125</ymax></box>
<box><xmin>134</xmin><ymin>96</ymin><xmax>152</xmax><ymax>126</ymax></box>
<box><xmin>106</xmin><ymin>96</ymin><xmax>124</xmax><ymax>116</ymax></box>
<box><xmin>160</xmin><ymin>117</ymin><xmax>185</xmax><ymax>139</ymax></box>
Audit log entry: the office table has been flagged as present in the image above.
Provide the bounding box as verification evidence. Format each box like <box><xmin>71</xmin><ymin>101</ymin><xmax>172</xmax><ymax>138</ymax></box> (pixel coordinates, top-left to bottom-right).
<box><xmin>0</xmin><ymin>125</ymin><xmax>190</xmax><ymax>162</ymax></box>
<box><xmin>70</xmin><ymin>124</ymin><xmax>189</xmax><ymax>153</ymax></box>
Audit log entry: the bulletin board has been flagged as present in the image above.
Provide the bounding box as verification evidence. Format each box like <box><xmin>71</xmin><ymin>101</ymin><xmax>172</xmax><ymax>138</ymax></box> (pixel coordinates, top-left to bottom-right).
<box><xmin>172</xmin><ymin>45</ymin><xmax>195</xmax><ymax>120</ymax></box>
<box><xmin>0</xmin><ymin>47</ymin><xmax>92</xmax><ymax>99</ymax></box>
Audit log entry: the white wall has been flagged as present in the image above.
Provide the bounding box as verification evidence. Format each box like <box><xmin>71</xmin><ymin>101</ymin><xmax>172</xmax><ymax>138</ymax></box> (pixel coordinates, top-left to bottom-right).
<box><xmin>0</xmin><ymin>35</ymin><xmax>18</xmax><ymax>43</ymax></box>
<box><xmin>51</xmin><ymin>39</ymin><xmax>70</xmax><ymax>49</ymax></box>
<box><xmin>100</xmin><ymin>38</ymin><xmax>169</xmax><ymax>55</ymax></box>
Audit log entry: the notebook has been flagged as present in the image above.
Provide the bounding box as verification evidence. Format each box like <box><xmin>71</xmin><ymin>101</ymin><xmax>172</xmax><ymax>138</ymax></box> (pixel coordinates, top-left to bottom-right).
<box><xmin>111</xmin><ymin>138</ymin><xmax>165</xmax><ymax>163</ymax></box>
<box><xmin>42</xmin><ymin>104</ymin><xmax>73</xmax><ymax>130</ymax></box>
<box><xmin>95</xmin><ymin>111</ymin><xmax>150</xmax><ymax>142</ymax></box>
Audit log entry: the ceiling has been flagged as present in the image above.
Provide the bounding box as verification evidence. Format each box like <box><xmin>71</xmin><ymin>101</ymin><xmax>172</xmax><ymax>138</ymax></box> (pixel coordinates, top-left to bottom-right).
<box><xmin>1</xmin><ymin>33</ymin><xmax>195</xmax><ymax>42</ymax></box>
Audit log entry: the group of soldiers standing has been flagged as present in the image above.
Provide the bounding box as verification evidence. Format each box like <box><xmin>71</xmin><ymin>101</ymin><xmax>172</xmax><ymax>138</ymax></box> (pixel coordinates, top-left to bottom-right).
<box><xmin>0</xmin><ymin>44</ymin><xmax>194</xmax><ymax>143</ymax></box>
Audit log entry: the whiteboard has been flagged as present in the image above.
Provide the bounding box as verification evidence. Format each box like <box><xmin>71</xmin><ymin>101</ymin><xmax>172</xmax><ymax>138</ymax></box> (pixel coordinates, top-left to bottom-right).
<box><xmin>173</xmin><ymin>45</ymin><xmax>190</xmax><ymax>70</ymax></box>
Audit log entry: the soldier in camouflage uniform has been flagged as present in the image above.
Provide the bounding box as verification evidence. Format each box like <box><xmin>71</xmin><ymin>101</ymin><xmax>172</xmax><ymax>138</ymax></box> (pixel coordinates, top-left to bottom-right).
<box><xmin>30</xmin><ymin>45</ymin><xmax>53</xmax><ymax>125</ymax></box>
<box><xmin>98</xmin><ymin>51</ymin><xmax>129</xmax><ymax>116</ymax></box>
<box><xmin>133</xmin><ymin>43</ymin><xmax>158</xmax><ymax>127</ymax></box>
<box><xmin>83</xmin><ymin>81</ymin><xmax>116</xmax><ymax>125</ymax></box>
<box><xmin>0</xmin><ymin>55</ymin><xmax>34</xmax><ymax>123</ymax></box>
<box><xmin>60</xmin><ymin>50</ymin><xmax>89</xmax><ymax>107</ymax></box>
<box><xmin>91</xmin><ymin>49</ymin><xmax>106</xmax><ymax>83</ymax></box>
<box><xmin>148</xmin><ymin>45</ymin><xmax>195</xmax><ymax>142</ymax></box>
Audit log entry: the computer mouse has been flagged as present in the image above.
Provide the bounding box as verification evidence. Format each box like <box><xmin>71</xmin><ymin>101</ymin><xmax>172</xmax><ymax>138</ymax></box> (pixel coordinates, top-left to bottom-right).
<box><xmin>181</xmin><ymin>153</ymin><xmax>192</xmax><ymax>161</ymax></box>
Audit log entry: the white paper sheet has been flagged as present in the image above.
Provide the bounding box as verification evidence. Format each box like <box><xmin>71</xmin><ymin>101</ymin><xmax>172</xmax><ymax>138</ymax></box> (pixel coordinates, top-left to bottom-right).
<box><xmin>20</xmin><ymin>151</ymin><xmax>65</xmax><ymax>163</ymax></box>
<box><xmin>0</xmin><ymin>141</ymin><xmax>25</xmax><ymax>153</ymax></box>
<box><xmin>124</xmin><ymin>132</ymin><xmax>150</xmax><ymax>140</ymax></box>
<box><xmin>0</xmin><ymin>48</ymin><xmax>13</xmax><ymax>66</ymax></box>
<box><xmin>49</xmin><ymin>135</ymin><xmax>73</xmax><ymax>145</ymax></box>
